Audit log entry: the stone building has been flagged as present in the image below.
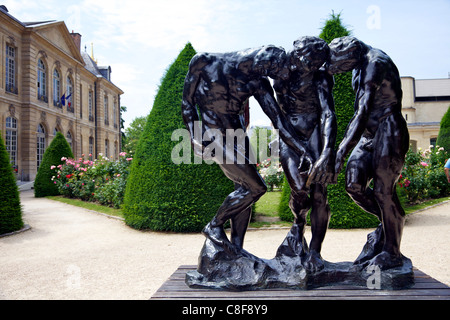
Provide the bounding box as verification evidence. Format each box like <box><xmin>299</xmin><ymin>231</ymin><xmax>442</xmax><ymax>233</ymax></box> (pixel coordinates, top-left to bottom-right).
<box><xmin>0</xmin><ymin>6</ymin><xmax>123</xmax><ymax>181</ymax></box>
<box><xmin>401</xmin><ymin>76</ymin><xmax>450</xmax><ymax>151</ymax></box>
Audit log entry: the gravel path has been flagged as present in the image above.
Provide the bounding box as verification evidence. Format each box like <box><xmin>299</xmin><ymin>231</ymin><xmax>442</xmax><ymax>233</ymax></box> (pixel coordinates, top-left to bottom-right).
<box><xmin>0</xmin><ymin>190</ymin><xmax>449</xmax><ymax>300</ymax></box>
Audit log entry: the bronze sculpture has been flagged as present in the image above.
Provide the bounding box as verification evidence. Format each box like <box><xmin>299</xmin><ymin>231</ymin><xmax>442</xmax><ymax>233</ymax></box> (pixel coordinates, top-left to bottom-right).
<box><xmin>273</xmin><ymin>36</ymin><xmax>337</xmax><ymax>272</ymax></box>
<box><xmin>182</xmin><ymin>36</ymin><xmax>414</xmax><ymax>290</ymax></box>
<box><xmin>182</xmin><ymin>45</ymin><xmax>310</xmax><ymax>252</ymax></box>
<box><xmin>328</xmin><ymin>36</ymin><xmax>410</xmax><ymax>271</ymax></box>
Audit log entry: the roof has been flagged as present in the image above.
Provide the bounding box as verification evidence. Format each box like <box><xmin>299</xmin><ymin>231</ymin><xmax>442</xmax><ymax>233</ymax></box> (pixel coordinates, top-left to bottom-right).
<box><xmin>415</xmin><ymin>78</ymin><xmax>450</xmax><ymax>97</ymax></box>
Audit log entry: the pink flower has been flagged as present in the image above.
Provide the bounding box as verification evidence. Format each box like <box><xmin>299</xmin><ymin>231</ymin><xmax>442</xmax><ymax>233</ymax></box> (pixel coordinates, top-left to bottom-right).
<box><xmin>119</xmin><ymin>152</ymin><xmax>127</xmax><ymax>157</ymax></box>
<box><xmin>126</xmin><ymin>158</ymin><xmax>133</xmax><ymax>161</ymax></box>
<box><xmin>117</xmin><ymin>174</ymin><xmax>121</xmax><ymax>177</ymax></box>
<box><xmin>50</xmin><ymin>165</ymin><xmax>56</xmax><ymax>170</ymax></box>
<box><xmin>420</xmin><ymin>161</ymin><xmax>428</xmax><ymax>167</ymax></box>
<box><xmin>404</xmin><ymin>179</ymin><xmax>411</xmax><ymax>187</ymax></box>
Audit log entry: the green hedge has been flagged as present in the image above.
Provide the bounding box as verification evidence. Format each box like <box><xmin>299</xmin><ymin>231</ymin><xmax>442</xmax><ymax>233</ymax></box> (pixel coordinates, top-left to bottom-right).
<box><xmin>122</xmin><ymin>43</ymin><xmax>234</xmax><ymax>232</ymax></box>
<box><xmin>0</xmin><ymin>133</ymin><xmax>23</xmax><ymax>235</ymax></box>
<box><xmin>436</xmin><ymin>106</ymin><xmax>450</xmax><ymax>152</ymax></box>
<box><xmin>34</xmin><ymin>132</ymin><xmax>74</xmax><ymax>197</ymax></box>
<box><xmin>278</xmin><ymin>12</ymin><xmax>378</xmax><ymax>228</ymax></box>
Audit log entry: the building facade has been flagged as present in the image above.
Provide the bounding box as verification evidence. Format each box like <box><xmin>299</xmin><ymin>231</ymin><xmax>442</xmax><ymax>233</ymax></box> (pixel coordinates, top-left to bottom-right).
<box><xmin>0</xmin><ymin>6</ymin><xmax>123</xmax><ymax>181</ymax></box>
<box><xmin>401</xmin><ymin>76</ymin><xmax>450</xmax><ymax>151</ymax></box>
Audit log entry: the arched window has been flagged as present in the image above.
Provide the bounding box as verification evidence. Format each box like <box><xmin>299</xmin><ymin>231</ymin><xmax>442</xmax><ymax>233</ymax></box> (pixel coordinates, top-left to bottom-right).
<box><xmin>5</xmin><ymin>117</ymin><xmax>18</xmax><ymax>168</ymax></box>
<box><xmin>37</xmin><ymin>124</ymin><xmax>46</xmax><ymax>169</ymax></box>
<box><xmin>37</xmin><ymin>59</ymin><xmax>47</xmax><ymax>102</ymax></box>
<box><xmin>66</xmin><ymin>76</ymin><xmax>74</xmax><ymax>112</ymax></box>
<box><xmin>66</xmin><ymin>131</ymin><xmax>73</xmax><ymax>149</ymax></box>
<box><xmin>53</xmin><ymin>69</ymin><xmax>61</xmax><ymax>107</ymax></box>
<box><xmin>53</xmin><ymin>127</ymin><xmax>59</xmax><ymax>136</ymax></box>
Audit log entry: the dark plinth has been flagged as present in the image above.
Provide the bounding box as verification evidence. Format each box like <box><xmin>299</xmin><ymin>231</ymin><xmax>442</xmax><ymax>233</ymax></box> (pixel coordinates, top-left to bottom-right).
<box><xmin>151</xmin><ymin>266</ymin><xmax>450</xmax><ymax>300</ymax></box>
<box><xmin>184</xmin><ymin>226</ymin><xmax>415</xmax><ymax>291</ymax></box>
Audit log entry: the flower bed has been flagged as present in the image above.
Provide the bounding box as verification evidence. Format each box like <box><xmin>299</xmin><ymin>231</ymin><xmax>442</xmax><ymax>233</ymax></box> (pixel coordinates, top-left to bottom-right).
<box><xmin>51</xmin><ymin>152</ymin><xmax>132</xmax><ymax>208</ymax></box>
<box><xmin>398</xmin><ymin>146</ymin><xmax>450</xmax><ymax>204</ymax></box>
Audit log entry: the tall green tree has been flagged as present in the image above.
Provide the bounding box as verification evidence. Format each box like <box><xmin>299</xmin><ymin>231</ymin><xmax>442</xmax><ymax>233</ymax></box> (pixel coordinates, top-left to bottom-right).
<box><xmin>0</xmin><ymin>133</ymin><xmax>23</xmax><ymax>235</ymax></box>
<box><xmin>122</xmin><ymin>43</ymin><xmax>234</xmax><ymax>232</ymax></box>
<box><xmin>278</xmin><ymin>12</ymin><xmax>378</xmax><ymax>228</ymax></box>
<box><xmin>436</xmin><ymin>106</ymin><xmax>450</xmax><ymax>152</ymax></box>
<box><xmin>34</xmin><ymin>132</ymin><xmax>74</xmax><ymax>197</ymax></box>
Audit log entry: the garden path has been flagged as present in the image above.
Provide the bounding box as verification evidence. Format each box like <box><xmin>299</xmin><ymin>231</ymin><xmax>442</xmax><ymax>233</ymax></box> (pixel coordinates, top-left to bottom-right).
<box><xmin>0</xmin><ymin>190</ymin><xmax>449</xmax><ymax>299</ymax></box>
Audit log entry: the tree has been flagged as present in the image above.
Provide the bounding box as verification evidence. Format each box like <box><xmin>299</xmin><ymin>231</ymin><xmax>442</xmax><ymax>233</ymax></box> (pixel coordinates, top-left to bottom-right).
<box><xmin>436</xmin><ymin>106</ymin><xmax>450</xmax><ymax>152</ymax></box>
<box><xmin>122</xmin><ymin>43</ymin><xmax>234</xmax><ymax>232</ymax></box>
<box><xmin>0</xmin><ymin>133</ymin><xmax>23</xmax><ymax>235</ymax></box>
<box><xmin>278</xmin><ymin>11</ymin><xmax>378</xmax><ymax>228</ymax></box>
<box><xmin>34</xmin><ymin>132</ymin><xmax>74</xmax><ymax>197</ymax></box>
<box><xmin>122</xmin><ymin>115</ymin><xmax>147</xmax><ymax>154</ymax></box>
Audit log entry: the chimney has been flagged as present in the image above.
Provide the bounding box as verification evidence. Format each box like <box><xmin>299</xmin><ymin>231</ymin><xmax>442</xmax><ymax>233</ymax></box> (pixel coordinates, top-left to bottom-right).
<box><xmin>70</xmin><ymin>31</ymin><xmax>82</xmax><ymax>52</ymax></box>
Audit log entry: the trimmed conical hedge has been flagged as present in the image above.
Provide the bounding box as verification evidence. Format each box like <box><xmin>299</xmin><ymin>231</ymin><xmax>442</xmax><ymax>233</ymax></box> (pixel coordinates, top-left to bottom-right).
<box><xmin>34</xmin><ymin>131</ymin><xmax>74</xmax><ymax>197</ymax></box>
<box><xmin>278</xmin><ymin>12</ymin><xmax>378</xmax><ymax>228</ymax></box>
<box><xmin>123</xmin><ymin>43</ymin><xmax>234</xmax><ymax>232</ymax></box>
<box><xmin>437</xmin><ymin>106</ymin><xmax>450</xmax><ymax>152</ymax></box>
<box><xmin>0</xmin><ymin>133</ymin><xmax>23</xmax><ymax>235</ymax></box>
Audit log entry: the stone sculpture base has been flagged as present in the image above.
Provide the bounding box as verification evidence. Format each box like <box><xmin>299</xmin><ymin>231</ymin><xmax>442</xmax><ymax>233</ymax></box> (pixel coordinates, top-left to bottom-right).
<box><xmin>186</xmin><ymin>226</ymin><xmax>414</xmax><ymax>291</ymax></box>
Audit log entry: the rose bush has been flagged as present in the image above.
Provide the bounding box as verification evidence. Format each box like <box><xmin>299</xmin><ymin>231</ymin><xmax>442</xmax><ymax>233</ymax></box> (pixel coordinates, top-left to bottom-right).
<box><xmin>51</xmin><ymin>152</ymin><xmax>132</xmax><ymax>208</ymax></box>
<box><xmin>398</xmin><ymin>146</ymin><xmax>450</xmax><ymax>203</ymax></box>
<box><xmin>257</xmin><ymin>158</ymin><xmax>284</xmax><ymax>191</ymax></box>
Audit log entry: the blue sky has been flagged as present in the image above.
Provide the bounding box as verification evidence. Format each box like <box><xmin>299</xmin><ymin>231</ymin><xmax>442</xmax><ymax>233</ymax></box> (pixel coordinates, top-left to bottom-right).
<box><xmin>4</xmin><ymin>0</ymin><xmax>450</xmax><ymax>127</ymax></box>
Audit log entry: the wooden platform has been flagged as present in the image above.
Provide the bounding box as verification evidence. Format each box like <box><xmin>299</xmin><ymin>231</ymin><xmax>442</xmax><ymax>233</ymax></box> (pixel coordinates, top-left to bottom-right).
<box><xmin>151</xmin><ymin>265</ymin><xmax>450</xmax><ymax>300</ymax></box>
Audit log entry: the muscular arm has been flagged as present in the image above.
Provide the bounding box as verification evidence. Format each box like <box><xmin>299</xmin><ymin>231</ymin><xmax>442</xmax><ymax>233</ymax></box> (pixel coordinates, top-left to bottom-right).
<box><xmin>335</xmin><ymin>65</ymin><xmax>382</xmax><ymax>174</ymax></box>
<box><xmin>307</xmin><ymin>73</ymin><xmax>338</xmax><ymax>185</ymax></box>
<box><xmin>181</xmin><ymin>57</ymin><xmax>204</xmax><ymax>156</ymax></box>
<box><xmin>254</xmin><ymin>78</ymin><xmax>312</xmax><ymax>168</ymax></box>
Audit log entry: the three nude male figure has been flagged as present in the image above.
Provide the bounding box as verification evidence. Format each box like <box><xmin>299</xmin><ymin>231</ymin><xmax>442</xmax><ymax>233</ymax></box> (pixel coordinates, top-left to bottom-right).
<box><xmin>182</xmin><ymin>35</ymin><xmax>409</xmax><ymax>271</ymax></box>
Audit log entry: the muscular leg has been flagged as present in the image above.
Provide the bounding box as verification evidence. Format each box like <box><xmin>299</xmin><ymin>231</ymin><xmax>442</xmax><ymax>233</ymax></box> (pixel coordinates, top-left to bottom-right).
<box><xmin>368</xmin><ymin>114</ymin><xmax>409</xmax><ymax>270</ymax></box>
<box><xmin>204</xmin><ymin>161</ymin><xmax>266</xmax><ymax>250</ymax></box>
<box><xmin>304</xmin><ymin>183</ymin><xmax>331</xmax><ymax>272</ymax></box>
<box><xmin>280</xmin><ymin>140</ymin><xmax>311</xmax><ymax>243</ymax></box>
<box><xmin>344</xmin><ymin>138</ymin><xmax>386</xmax><ymax>265</ymax></box>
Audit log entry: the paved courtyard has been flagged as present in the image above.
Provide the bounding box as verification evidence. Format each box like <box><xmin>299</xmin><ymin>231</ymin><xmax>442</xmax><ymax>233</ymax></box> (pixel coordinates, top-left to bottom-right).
<box><xmin>1</xmin><ymin>190</ymin><xmax>449</xmax><ymax>300</ymax></box>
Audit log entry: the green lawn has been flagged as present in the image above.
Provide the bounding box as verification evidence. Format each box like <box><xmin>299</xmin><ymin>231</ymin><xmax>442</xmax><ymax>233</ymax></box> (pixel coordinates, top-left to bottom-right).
<box><xmin>254</xmin><ymin>191</ymin><xmax>282</xmax><ymax>217</ymax></box>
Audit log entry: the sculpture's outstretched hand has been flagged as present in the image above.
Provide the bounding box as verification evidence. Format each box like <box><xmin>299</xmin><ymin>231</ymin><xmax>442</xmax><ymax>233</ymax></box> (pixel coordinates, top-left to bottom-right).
<box><xmin>306</xmin><ymin>153</ymin><xmax>336</xmax><ymax>187</ymax></box>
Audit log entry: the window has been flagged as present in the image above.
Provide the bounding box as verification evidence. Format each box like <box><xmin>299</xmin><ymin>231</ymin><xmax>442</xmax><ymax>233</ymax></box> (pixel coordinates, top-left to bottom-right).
<box><xmin>5</xmin><ymin>117</ymin><xmax>18</xmax><ymax>168</ymax></box>
<box><xmin>37</xmin><ymin>59</ymin><xmax>47</xmax><ymax>102</ymax></box>
<box><xmin>37</xmin><ymin>124</ymin><xmax>46</xmax><ymax>169</ymax></box>
<box><xmin>67</xmin><ymin>76</ymin><xmax>74</xmax><ymax>113</ymax></box>
<box><xmin>5</xmin><ymin>44</ymin><xmax>17</xmax><ymax>94</ymax></box>
<box><xmin>66</xmin><ymin>131</ymin><xmax>73</xmax><ymax>149</ymax></box>
<box><xmin>53</xmin><ymin>69</ymin><xmax>61</xmax><ymax>107</ymax></box>
<box><xmin>113</xmin><ymin>100</ymin><xmax>117</xmax><ymax>128</ymax></box>
<box><xmin>53</xmin><ymin>127</ymin><xmax>59</xmax><ymax>136</ymax></box>
<box><xmin>89</xmin><ymin>136</ymin><xmax>94</xmax><ymax>159</ymax></box>
<box><xmin>79</xmin><ymin>84</ymin><xmax>83</xmax><ymax>118</ymax></box>
<box><xmin>104</xmin><ymin>95</ymin><xmax>109</xmax><ymax>125</ymax></box>
<box><xmin>88</xmin><ymin>91</ymin><xmax>94</xmax><ymax>122</ymax></box>
<box><xmin>105</xmin><ymin>139</ymin><xmax>109</xmax><ymax>158</ymax></box>
<box><xmin>430</xmin><ymin>137</ymin><xmax>437</xmax><ymax>147</ymax></box>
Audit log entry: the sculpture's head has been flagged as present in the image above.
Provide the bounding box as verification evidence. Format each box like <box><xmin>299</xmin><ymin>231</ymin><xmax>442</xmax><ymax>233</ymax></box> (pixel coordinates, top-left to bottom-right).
<box><xmin>328</xmin><ymin>36</ymin><xmax>365</xmax><ymax>74</ymax></box>
<box><xmin>254</xmin><ymin>45</ymin><xmax>290</xmax><ymax>80</ymax></box>
<box><xmin>291</xmin><ymin>36</ymin><xmax>329</xmax><ymax>73</ymax></box>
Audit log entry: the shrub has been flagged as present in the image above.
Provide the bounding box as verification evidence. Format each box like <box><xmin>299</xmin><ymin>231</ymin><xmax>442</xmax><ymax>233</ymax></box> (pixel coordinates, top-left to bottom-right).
<box><xmin>34</xmin><ymin>132</ymin><xmax>73</xmax><ymax>197</ymax></box>
<box><xmin>436</xmin><ymin>106</ymin><xmax>450</xmax><ymax>152</ymax></box>
<box><xmin>122</xmin><ymin>43</ymin><xmax>234</xmax><ymax>232</ymax></box>
<box><xmin>0</xmin><ymin>133</ymin><xmax>23</xmax><ymax>235</ymax></box>
<box><xmin>257</xmin><ymin>158</ymin><xmax>284</xmax><ymax>191</ymax></box>
<box><xmin>398</xmin><ymin>146</ymin><xmax>450</xmax><ymax>203</ymax></box>
<box><xmin>51</xmin><ymin>153</ymin><xmax>131</xmax><ymax>208</ymax></box>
